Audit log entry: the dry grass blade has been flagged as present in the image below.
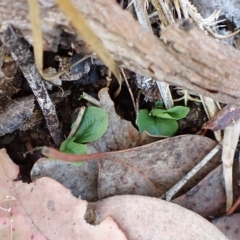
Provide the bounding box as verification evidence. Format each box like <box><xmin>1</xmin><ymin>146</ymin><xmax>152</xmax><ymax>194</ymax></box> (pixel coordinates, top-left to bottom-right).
<box><xmin>27</xmin><ymin>0</ymin><xmax>43</xmax><ymax>73</ymax></box>
<box><xmin>222</xmin><ymin>118</ymin><xmax>240</xmax><ymax>211</ymax></box>
<box><xmin>28</xmin><ymin>0</ymin><xmax>91</xmax><ymax>81</ymax></box>
<box><xmin>56</xmin><ymin>0</ymin><xmax>122</xmax><ymax>97</ymax></box>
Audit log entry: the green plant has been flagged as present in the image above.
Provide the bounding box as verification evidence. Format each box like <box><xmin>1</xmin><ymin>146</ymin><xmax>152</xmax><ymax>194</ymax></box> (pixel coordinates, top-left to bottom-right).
<box><xmin>59</xmin><ymin>106</ymin><xmax>108</xmax><ymax>165</ymax></box>
<box><xmin>137</xmin><ymin>105</ymin><xmax>189</xmax><ymax>137</ymax></box>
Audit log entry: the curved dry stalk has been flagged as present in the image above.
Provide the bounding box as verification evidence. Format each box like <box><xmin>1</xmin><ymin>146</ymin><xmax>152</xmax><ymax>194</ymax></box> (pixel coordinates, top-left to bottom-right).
<box><xmin>222</xmin><ymin>118</ymin><xmax>240</xmax><ymax>212</ymax></box>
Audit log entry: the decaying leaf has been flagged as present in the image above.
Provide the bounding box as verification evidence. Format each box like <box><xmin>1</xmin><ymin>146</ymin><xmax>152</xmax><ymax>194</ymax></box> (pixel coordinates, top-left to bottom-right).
<box><xmin>88</xmin><ymin>195</ymin><xmax>228</xmax><ymax>240</ymax></box>
<box><xmin>173</xmin><ymin>159</ymin><xmax>240</xmax><ymax>218</ymax></box>
<box><xmin>42</xmin><ymin>135</ymin><xmax>220</xmax><ymax>200</ymax></box>
<box><xmin>203</xmin><ymin>104</ymin><xmax>240</xmax><ymax>131</ymax></box>
<box><xmin>31</xmin><ymin>158</ymin><xmax>99</xmax><ymax>201</ymax></box>
<box><xmin>1</xmin><ymin>148</ymin><xmax>229</xmax><ymax>240</ymax></box>
<box><xmin>0</xmin><ymin>149</ymin><xmax>127</xmax><ymax>240</ymax></box>
<box><xmin>213</xmin><ymin>213</ymin><xmax>240</xmax><ymax>240</ymax></box>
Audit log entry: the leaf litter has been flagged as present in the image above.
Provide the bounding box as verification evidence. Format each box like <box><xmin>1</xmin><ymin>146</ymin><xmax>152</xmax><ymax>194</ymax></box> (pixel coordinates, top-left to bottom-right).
<box><xmin>0</xmin><ymin>149</ymin><xmax>127</xmax><ymax>240</ymax></box>
<box><xmin>0</xmin><ymin>149</ymin><xmax>228</xmax><ymax>240</ymax></box>
<box><xmin>33</xmin><ymin>88</ymin><xmax>220</xmax><ymax>200</ymax></box>
<box><xmin>1</xmin><ymin>76</ymin><xmax>238</xmax><ymax>239</ymax></box>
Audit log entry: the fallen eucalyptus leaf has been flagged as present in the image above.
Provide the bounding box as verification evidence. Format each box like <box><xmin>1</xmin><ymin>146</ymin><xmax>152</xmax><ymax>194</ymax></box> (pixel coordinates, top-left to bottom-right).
<box><xmin>213</xmin><ymin>213</ymin><xmax>240</xmax><ymax>240</ymax></box>
<box><xmin>0</xmin><ymin>149</ymin><xmax>127</xmax><ymax>240</ymax></box>
<box><xmin>173</xmin><ymin>159</ymin><xmax>240</xmax><ymax>218</ymax></box>
<box><xmin>89</xmin><ymin>195</ymin><xmax>228</xmax><ymax>240</ymax></box>
<box><xmin>42</xmin><ymin>135</ymin><xmax>220</xmax><ymax>200</ymax></box>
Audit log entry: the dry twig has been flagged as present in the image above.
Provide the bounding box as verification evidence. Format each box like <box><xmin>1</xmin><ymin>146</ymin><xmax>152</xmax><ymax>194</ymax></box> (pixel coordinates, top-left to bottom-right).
<box><xmin>163</xmin><ymin>142</ymin><xmax>222</xmax><ymax>201</ymax></box>
<box><xmin>0</xmin><ymin>23</ymin><xmax>63</xmax><ymax>146</ymax></box>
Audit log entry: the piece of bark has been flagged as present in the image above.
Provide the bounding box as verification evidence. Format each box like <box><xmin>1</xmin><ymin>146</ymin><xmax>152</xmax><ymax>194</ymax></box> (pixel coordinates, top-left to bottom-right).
<box><xmin>1</xmin><ymin>0</ymin><xmax>240</xmax><ymax>104</ymax></box>
<box><xmin>0</xmin><ymin>23</ymin><xmax>63</xmax><ymax>146</ymax></box>
<box><xmin>0</xmin><ymin>90</ymin><xmax>70</xmax><ymax>136</ymax></box>
<box><xmin>0</xmin><ymin>96</ymin><xmax>34</xmax><ymax>136</ymax></box>
<box><xmin>21</xmin><ymin>90</ymin><xmax>71</xmax><ymax>132</ymax></box>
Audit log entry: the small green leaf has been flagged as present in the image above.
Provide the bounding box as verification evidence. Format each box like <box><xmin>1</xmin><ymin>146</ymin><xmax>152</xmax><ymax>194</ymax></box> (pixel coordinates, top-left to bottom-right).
<box><xmin>154</xmin><ymin>100</ymin><xmax>164</xmax><ymax>108</ymax></box>
<box><xmin>74</xmin><ymin>106</ymin><xmax>108</xmax><ymax>143</ymax></box>
<box><xmin>59</xmin><ymin>137</ymin><xmax>87</xmax><ymax>166</ymax></box>
<box><xmin>151</xmin><ymin>106</ymin><xmax>189</xmax><ymax>120</ymax></box>
<box><xmin>150</xmin><ymin>109</ymin><xmax>172</xmax><ymax>119</ymax></box>
<box><xmin>166</xmin><ymin>106</ymin><xmax>190</xmax><ymax>119</ymax></box>
<box><xmin>137</xmin><ymin>109</ymin><xmax>155</xmax><ymax>133</ymax></box>
<box><xmin>60</xmin><ymin>137</ymin><xmax>87</xmax><ymax>155</ymax></box>
<box><xmin>137</xmin><ymin>109</ymin><xmax>178</xmax><ymax>137</ymax></box>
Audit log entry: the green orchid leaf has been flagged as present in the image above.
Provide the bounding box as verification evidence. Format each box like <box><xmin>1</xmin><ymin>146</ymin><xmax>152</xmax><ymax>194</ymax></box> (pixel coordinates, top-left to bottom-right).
<box><xmin>74</xmin><ymin>106</ymin><xmax>108</xmax><ymax>143</ymax></box>
<box><xmin>59</xmin><ymin>137</ymin><xmax>87</xmax><ymax>166</ymax></box>
<box><xmin>150</xmin><ymin>109</ymin><xmax>172</xmax><ymax>119</ymax></box>
<box><xmin>151</xmin><ymin>106</ymin><xmax>189</xmax><ymax>120</ymax></box>
<box><xmin>166</xmin><ymin>106</ymin><xmax>190</xmax><ymax>119</ymax></box>
<box><xmin>137</xmin><ymin>109</ymin><xmax>178</xmax><ymax>137</ymax></box>
<box><xmin>154</xmin><ymin>100</ymin><xmax>164</xmax><ymax>108</ymax></box>
<box><xmin>60</xmin><ymin>137</ymin><xmax>87</xmax><ymax>155</ymax></box>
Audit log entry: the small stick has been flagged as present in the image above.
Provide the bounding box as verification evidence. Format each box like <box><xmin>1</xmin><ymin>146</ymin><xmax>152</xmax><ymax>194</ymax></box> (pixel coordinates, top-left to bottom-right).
<box><xmin>82</xmin><ymin>92</ymin><xmax>100</xmax><ymax>107</ymax></box>
<box><xmin>226</xmin><ymin>194</ymin><xmax>240</xmax><ymax>216</ymax></box>
<box><xmin>68</xmin><ymin>106</ymin><xmax>86</xmax><ymax>138</ymax></box>
<box><xmin>0</xmin><ymin>23</ymin><xmax>63</xmax><ymax>146</ymax></box>
<box><xmin>163</xmin><ymin>142</ymin><xmax>222</xmax><ymax>201</ymax></box>
<box><xmin>121</xmin><ymin>68</ymin><xmax>137</xmax><ymax>114</ymax></box>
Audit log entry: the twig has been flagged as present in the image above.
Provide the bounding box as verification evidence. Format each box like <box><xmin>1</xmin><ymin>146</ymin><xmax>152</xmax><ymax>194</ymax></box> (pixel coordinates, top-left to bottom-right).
<box><xmin>0</xmin><ymin>23</ymin><xmax>63</xmax><ymax>146</ymax></box>
<box><xmin>226</xmin><ymin>194</ymin><xmax>240</xmax><ymax>216</ymax></box>
<box><xmin>222</xmin><ymin>118</ymin><xmax>240</xmax><ymax>211</ymax></box>
<box><xmin>121</xmin><ymin>68</ymin><xmax>137</xmax><ymax>114</ymax></box>
<box><xmin>82</xmin><ymin>92</ymin><xmax>100</xmax><ymax>107</ymax></box>
<box><xmin>163</xmin><ymin>142</ymin><xmax>222</xmax><ymax>201</ymax></box>
<box><xmin>68</xmin><ymin>106</ymin><xmax>86</xmax><ymax>138</ymax></box>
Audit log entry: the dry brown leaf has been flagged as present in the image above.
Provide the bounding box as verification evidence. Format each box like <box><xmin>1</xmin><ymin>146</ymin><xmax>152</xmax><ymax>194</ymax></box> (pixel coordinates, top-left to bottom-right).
<box><xmin>203</xmin><ymin>104</ymin><xmax>240</xmax><ymax>131</ymax></box>
<box><xmin>173</xmin><ymin>159</ymin><xmax>240</xmax><ymax>218</ymax></box>
<box><xmin>173</xmin><ymin>165</ymin><xmax>226</xmax><ymax>218</ymax></box>
<box><xmin>1</xmin><ymin>148</ymin><xmax>228</xmax><ymax>239</ymax></box>
<box><xmin>42</xmin><ymin>135</ymin><xmax>220</xmax><ymax>200</ymax></box>
<box><xmin>89</xmin><ymin>195</ymin><xmax>228</xmax><ymax>240</ymax></box>
<box><xmin>87</xmin><ymin>88</ymin><xmax>157</xmax><ymax>153</ymax></box>
<box><xmin>31</xmin><ymin>158</ymin><xmax>99</xmax><ymax>201</ymax></box>
<box><xmin>96</xmin><ymin>135</ymin><xmax>220</xmax><ymax>199</ymax></box>
<box><xmin>213</xmin><ymin>213</ymin><xmax>240</xmax><ymax>240</ymax></box>
<box><xmin>0</xmin><ymin>149</ymin><xmax>127</xmax><ymax>240</ymax></box>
